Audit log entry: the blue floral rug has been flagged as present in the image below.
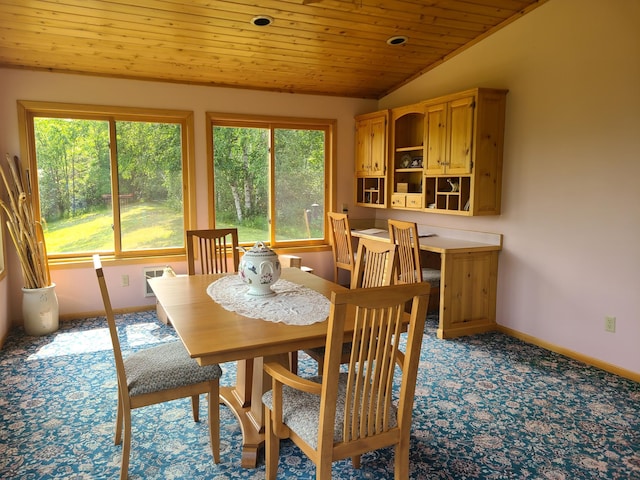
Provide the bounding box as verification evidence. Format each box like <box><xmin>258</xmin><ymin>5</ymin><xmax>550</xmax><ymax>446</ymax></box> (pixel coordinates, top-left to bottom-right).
<box><xmin>1</xmin><ymin>310</ymin><xmax>638</xmax><ymax>479</ymax></box>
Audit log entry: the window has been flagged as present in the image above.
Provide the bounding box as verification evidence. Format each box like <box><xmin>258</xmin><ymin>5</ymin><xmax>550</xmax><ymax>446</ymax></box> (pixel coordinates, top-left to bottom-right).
<box><xmin>18</xmin><ymin>101</ymin><xmax>195</xmax><ymax>260</ymax></box>
<box><xmin>207</xmin><ymin>113</ymin><xmax>335</xmax><ymax>247</ymax></box>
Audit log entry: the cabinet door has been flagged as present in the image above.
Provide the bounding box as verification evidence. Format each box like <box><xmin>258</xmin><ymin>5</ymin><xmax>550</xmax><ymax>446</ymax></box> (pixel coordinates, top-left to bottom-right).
<box><xmin>355</xmin><ymin>118</ymin><xmax>372</xmax><ymax>175</ymax></box>
<box><xmin>447</xmin><ymin>96</ymin><xmax>475</xmax><ymax>174</ymax></box>
<box><xmin>355</xmin><ymin>113</ymin><xmax>387</xmax><ymax>176</ymax></box>
<box><xmin>369</xmin><ymin>115</ymin><xmax>387</xmax><ymax>175</ymax></box>
<box><xmin>425</xmin><ymin>103</ymin><xmax>447</xmax><ymax>174</ymax></box>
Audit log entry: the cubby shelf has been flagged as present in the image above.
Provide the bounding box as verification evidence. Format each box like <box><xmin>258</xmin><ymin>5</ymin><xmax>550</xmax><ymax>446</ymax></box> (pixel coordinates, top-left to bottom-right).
<box><xmin>355</xmin><ymin>177</ymin><xmax>386</xmax><ymax>208</ymax></box>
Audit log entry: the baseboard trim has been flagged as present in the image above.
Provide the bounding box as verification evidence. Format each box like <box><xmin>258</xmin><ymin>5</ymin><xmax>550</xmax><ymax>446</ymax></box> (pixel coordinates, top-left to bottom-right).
<box><xmin>497</xmin><ymin>325</ymin><xmax>640</xmax><ymax>383</ymax></box>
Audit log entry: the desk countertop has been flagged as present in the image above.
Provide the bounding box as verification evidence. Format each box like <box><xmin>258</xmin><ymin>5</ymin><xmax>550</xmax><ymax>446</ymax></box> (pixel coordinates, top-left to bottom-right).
<box><xmin>351</xmin><ymin>227</ymin><xmax>502</xmax><ymax>254</ymax></box>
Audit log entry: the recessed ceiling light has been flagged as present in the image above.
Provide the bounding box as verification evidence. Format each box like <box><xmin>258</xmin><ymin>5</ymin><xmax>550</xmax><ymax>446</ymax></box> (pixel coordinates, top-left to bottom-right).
<box><xmin>251</xmin><ymin>15</ymin><xmax>274</xmax><ymax>27</ymax></box>
<box><xmin>387</xmin><ymin>35</ymin><xmax>408</xmax><ymax>46</ymax></box>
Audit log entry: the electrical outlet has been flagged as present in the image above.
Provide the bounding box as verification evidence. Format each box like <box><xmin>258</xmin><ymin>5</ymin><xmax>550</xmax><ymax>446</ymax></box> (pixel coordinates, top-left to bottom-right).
<box><xmin>121</xmin><ymin>274</ymin><xmax>129</xmax><ymax>287</ymax></box>
<box><xmin>605</xmin><ymin>316</ymin><xmax>616</xmax><ymax>333</ymax></box>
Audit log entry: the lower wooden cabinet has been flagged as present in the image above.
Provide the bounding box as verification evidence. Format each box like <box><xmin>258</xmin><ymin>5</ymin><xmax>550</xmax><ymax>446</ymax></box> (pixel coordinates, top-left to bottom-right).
<box><xmin>438</xmin><ymin>249</ymin><xmax>499</xmax><ymax>339</ymax></box>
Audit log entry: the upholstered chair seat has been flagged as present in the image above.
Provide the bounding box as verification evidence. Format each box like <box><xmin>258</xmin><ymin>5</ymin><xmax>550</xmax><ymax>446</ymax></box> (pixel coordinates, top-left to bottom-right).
<box><xmin>421</xmin><ymin>267</ymin><xmax>441</xmax><ymax>287</ymax></box>
<box><xmin>125</xmin><ymin>341</ymin><xmax>222</xmax><ymax>397</ymax></box>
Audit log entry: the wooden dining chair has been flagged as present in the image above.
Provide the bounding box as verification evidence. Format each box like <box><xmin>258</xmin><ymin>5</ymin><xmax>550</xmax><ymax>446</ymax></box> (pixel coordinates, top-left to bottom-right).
<box><xmin>262</xmin><ymin>282</ymin><xmax>430</xmax><ymax>480</ymax></box>
<box><xmin>297</xmin><ymin>211</ymin><xmax>356</xmax><ymax>376</ymax></box>
<box><xmin>388</xmin><ymin>219</ymin><xmax>441</xmax><ymax>311</ymax></box>
<box><xmin>186</xmin><ymin>228</ymin><xmax>240</xmax><ymax>275</ymax></box>
<box><xmin>304</xmin><ymin>237</ymin><xmax>397</xmax><ymax>374</ymax></box>
<box><xmin>327</xmin><ymin>212</ymin><xmax>355</xmax><ymax>286</ymax></box>
<box><xmin>350</xmin><ymin>237</ymin><xmax>397</xmax><ymax>289</ymax></box>
<box><xmin>94</xmin><ymin>255</ymin><xmax>222</xmax><ymax>480</ymax></box>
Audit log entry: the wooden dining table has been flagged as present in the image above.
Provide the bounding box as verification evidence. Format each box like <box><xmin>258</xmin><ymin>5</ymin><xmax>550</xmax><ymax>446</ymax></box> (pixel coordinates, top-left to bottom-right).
<box><xmin>147</xmin><ymin>268</ymin><xmax>347</xmax><ymax>468</ymax></box>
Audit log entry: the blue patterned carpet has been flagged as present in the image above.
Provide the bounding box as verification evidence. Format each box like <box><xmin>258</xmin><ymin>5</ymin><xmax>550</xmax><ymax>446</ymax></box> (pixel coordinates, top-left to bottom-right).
<box><xmin>1</xmin><ymin>310</ymin><xmax>639</xmax><ymax>479</ymax></box>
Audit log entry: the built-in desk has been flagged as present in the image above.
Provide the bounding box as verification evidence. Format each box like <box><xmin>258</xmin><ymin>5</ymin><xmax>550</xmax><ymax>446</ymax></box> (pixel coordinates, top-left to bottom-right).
<box><xmin>351</xmin><ymin>224</ymin><xmax>502</xmax><ymax>339</ymax></box>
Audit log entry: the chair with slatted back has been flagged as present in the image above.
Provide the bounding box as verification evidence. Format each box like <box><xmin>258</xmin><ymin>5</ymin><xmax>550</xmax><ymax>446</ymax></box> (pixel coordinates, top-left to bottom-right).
<box><xmin>350</xmin><ymin>237</ymin><xmax>397</xmax><ymax>289</ymax></box>
<box><xmin>94</xmin><ymin>255</ymin><xmax>222</xmax><ymax>480</ymax></box>
<box><xmin>304</xmin><ymin>237</ymin><xmax>397</xmax><ymax>374</ymax></box>
<box><xmin>327</xmin><ymin>212</ymin><xmax>355</xmax><ymax>286</ymax></box>
<box><xmin>262</xmin><ymin>282</ymin><xmax>430</xmax><ymax>480</ymax></box>
<box><xmin>186</xmin><ymin>228</ymin><xmax>240</xmax><ymax>275</ymax></box>
<box><xmin>388</xmin><ymin>219</ymin><xmax>441</xmax><ymax>312</ymax></box>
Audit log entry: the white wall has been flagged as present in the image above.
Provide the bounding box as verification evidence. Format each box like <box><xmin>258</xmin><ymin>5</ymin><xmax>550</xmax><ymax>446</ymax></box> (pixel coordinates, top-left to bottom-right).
<box><xmin>0</xmin><ymin>70</ymin><xmax>376</xmax><ymax>338</ymax></box>
<box><xmin>378</xmin><ymin>0</ymin><xmax>640</xmax><ymax>374</ymax></box>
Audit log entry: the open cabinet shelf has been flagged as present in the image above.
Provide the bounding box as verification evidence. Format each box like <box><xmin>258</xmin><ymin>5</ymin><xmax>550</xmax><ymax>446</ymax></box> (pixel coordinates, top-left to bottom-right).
<box><xmin>425</xmin><ymin>176</ymin><xmax>471</xmax><ymax>213</ymax></box>
<box><xmin>356</xmin><ymin>177</ymin><xmax>386</xmax><ymax>207</ymax></box>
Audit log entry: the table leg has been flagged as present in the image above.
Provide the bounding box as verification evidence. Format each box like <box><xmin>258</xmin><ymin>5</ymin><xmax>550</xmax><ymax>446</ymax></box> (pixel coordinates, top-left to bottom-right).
<box><xmin>219</xmin><ymin>354</ymin><xmax>290</xmax><ymax>468</ymax></box>
<box><xmin>233</xmin><ymin>359</ymin><xmax>253</xmax><ymax>407</ymax></box>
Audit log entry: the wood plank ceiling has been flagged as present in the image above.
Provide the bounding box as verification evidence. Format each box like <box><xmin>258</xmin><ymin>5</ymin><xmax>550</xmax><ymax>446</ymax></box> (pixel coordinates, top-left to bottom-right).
<box><xmin>0</xmin><ymin>0</ymin><xmax>547</xmax><ymax>99</ymax></box>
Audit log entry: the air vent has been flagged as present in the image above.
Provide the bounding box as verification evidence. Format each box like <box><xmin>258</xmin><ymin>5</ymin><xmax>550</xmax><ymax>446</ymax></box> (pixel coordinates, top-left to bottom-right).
<box><xmin>143</xmin><ymin>267</ymin><xmax>165</xmax><ymax>297</ymax></box>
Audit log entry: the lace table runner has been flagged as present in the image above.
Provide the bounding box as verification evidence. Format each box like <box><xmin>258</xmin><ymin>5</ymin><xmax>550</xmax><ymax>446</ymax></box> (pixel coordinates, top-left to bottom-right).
<box><xmin>206</xmin><ymin>275</ymin><xmax>330</xmax><ymax>326</ymax></box>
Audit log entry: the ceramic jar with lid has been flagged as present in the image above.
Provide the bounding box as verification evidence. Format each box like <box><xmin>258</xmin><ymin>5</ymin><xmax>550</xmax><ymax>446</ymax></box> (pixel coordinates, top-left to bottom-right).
<box><xmin>238</xmin><ymin>241</ymin><xmax>281</xmax><ymax>296</ymax></box>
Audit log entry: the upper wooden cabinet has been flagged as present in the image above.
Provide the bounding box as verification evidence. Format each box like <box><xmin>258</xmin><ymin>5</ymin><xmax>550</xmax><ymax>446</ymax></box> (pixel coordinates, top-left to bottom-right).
<box><xmin>355</xmin><ymin>110</ymin><xmax>388</xmax><ymax>176</ymax></box>
<box><xmin>390</xmin><ymin>88</ymin><xmax>507</xmax><ymax>216</ymax></box>
<box><xmin>354</xmin><ymin>110</ymin><xmax>388</xmax><ymax>208</ymax></box>
<box><xmin>425</xmin><ymin>96</ymin><xmax>476</xmax><ymax>175</ymax></box>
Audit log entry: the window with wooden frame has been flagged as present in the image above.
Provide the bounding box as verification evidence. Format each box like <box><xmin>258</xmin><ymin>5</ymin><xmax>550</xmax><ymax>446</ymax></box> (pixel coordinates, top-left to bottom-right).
<box><xmin>17</xmin><ymin>101</ymin><xmax>196</xmax><ymax>261</ymax></box>
<box><xmin>206</xmin><ymin>113</ymin><xmax>336</xmax><ymax>248</ymax></box>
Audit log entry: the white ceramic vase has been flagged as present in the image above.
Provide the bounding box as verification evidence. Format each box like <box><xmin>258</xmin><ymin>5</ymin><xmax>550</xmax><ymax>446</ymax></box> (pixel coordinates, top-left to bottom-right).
<box><xmin>22</xmin><ymin>283</ymin><xmax>59</xmax><ymax>336</ymax></box>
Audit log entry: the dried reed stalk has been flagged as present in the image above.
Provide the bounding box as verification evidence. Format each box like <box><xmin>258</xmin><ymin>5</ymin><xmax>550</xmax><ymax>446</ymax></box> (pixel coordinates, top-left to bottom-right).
<box><xmin>0</xmin><ymin>153</ymin><xmax>50</xmax><ymax>289</ymax></box>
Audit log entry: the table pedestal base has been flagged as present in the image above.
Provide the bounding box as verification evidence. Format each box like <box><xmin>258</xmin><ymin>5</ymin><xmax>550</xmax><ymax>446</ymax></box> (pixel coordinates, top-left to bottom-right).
<box><xmin>220</xmin><ymin>385</ymin><xmax>264</xmax><ymax>468</ymax></box>
<box><xmin>219</xmin><ymin>355</ymin><xmax>290</xmax><ymax>468</ymax></box>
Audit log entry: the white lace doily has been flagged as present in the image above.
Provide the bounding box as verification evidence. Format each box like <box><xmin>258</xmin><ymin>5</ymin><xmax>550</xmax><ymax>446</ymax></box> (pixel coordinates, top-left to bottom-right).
<box><xmin>206</xmin><ymin>275</ymin><xmax>330</xmax><ymax>326</ymax></box>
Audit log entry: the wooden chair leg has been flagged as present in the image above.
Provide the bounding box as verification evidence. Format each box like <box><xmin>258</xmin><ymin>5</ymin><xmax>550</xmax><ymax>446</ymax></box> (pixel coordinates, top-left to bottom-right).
<box><xmin>114</xmin><ymin>391</ymin><xmax>123</xmax><ymax>445</ymax></box>
<box><xmin>289</xmin><ymin>351</ymin><xmax>298</xmax><ymax>375</ymax></box>
<box><xmin>191</xmin><ymin>394</ymin><xmax>200</xmax><ymax>422</ymax></box>
<box><xmin>208</xmin><ymin>383</ymin><xmax>220</xmax><ymax>463</ymax></box>
<box><xmin>265</xmin><ymin>407</ymin><xmax>280</xmax><ymax>480</ymax></box>
<box><xmin>394</xmin><ymin>437</ymin><xmax>410</xmax><ymax>479</ymax></box>
<box><xmin>120</xmin><ymin>407</ymin><xmax>132</xmax><ymax>480</ymax></box>
<box><xmin>317</xmin><ymin>457</ymin><xmax>333</xmax><ymax>480</ymax></box>
<box><xmin>352</xmin><ymin>454</ymin><xmax>361</xmax><ymax>469</ymax></box>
